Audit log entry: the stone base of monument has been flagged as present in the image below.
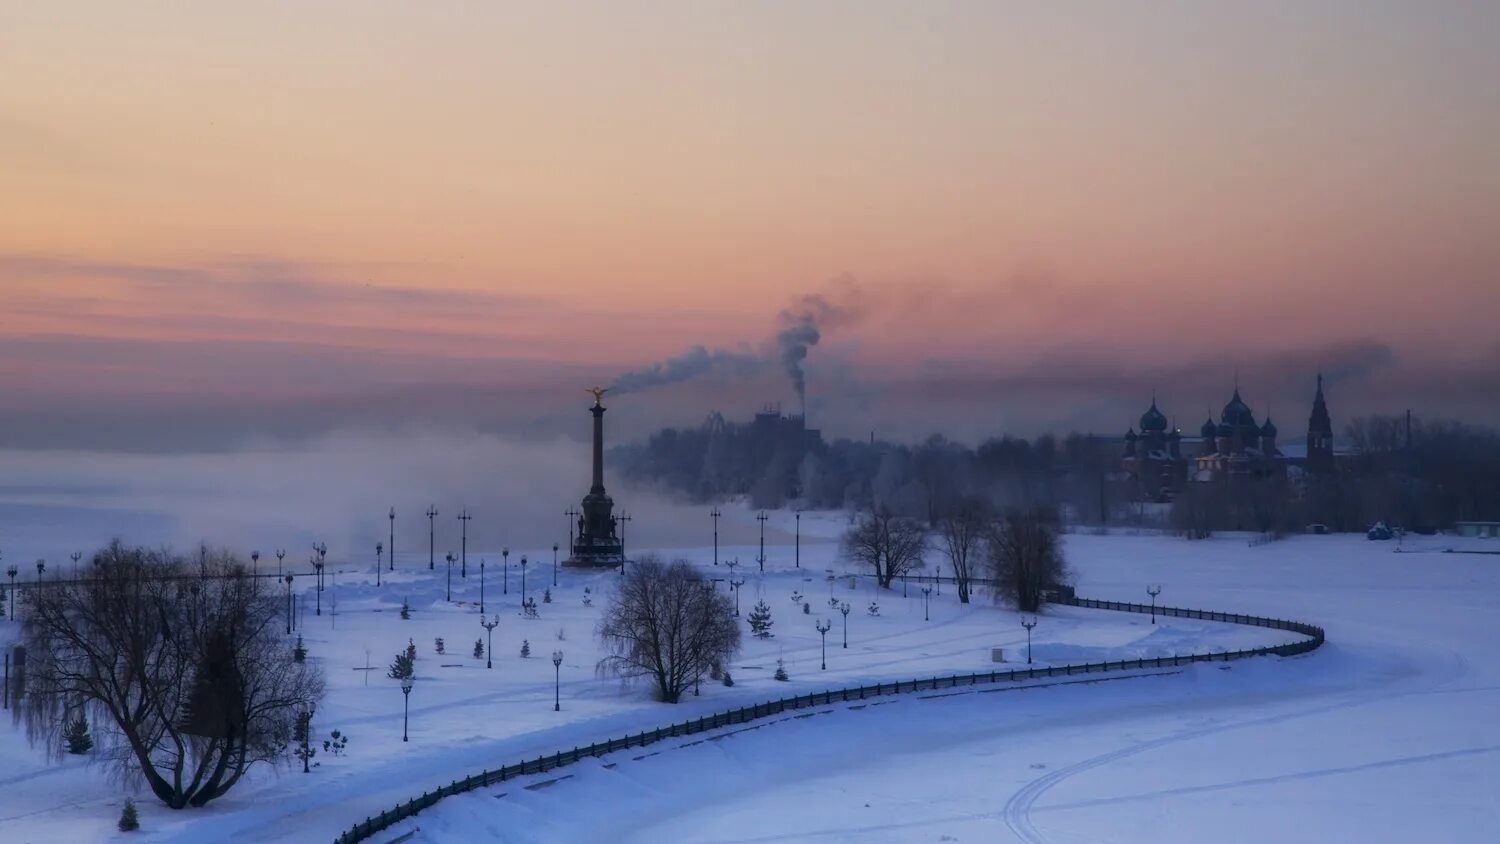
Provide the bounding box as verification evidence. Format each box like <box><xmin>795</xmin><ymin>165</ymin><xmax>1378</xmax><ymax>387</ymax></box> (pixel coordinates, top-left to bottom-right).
<box><xmin>563</xmin><ymin>541</ymin><xmax>625</xmax><ymax>569</ymax></box>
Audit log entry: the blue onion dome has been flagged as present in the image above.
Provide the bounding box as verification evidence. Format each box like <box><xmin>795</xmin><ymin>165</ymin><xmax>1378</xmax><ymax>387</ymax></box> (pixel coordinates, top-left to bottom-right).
<box><xmin>1221</xmin><ymin>389</ymin><xmax>1255</xmax><ymax>427</ymax></box>
<box><xmin>1124</xmin><ymin>427</ymin><xmax>1138</xmax><ymax>441</ymax></box>
<box><xmin>1261</xmin><ymin>416</ymin><xmax>1278</xmax><ymax>438</ymax></box>
<box><xmin>1139</xmin><ymin>400</ymin><xmax>1169</xmax><ymax>432</ymax></box>
<box><xmin>1217</xmin><ymin>421</ymin><xmax>1234</xmax><ymax>438</ymax></box>
<box><xmin>1201</xmin><ymin>417</ymin><xmax>1218</xmax><ymax>437</ymax></box>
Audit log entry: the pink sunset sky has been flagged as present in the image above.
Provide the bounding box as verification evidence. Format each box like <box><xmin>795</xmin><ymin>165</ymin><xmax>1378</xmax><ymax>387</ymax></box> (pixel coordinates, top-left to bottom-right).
<box><xmin>2</xmin><ymin>2</ymin><xmax>1497</xmax><ymax>449</ymax></box>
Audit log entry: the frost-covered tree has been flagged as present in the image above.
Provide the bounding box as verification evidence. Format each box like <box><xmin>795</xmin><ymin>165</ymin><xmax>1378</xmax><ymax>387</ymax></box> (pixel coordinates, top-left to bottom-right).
<box><xmin>987</xmin><ymin>508</ymin><xmax>1070</xmax><ymax>612</ymax></box>
<box><xmin>17</xmin><ymin>542</ymin><xmax>324</xmax><ymax>809</ymax></box>
<box><xmin>596</xmin><ymin>556</ymin><xmax>739</xmax><ymax>703</ymax></box>
<box><xmin>842</xmin><ymin>509</ymin><xmax>927</xmax><ymax>588</ymax></box>
<box><xmin>937</xmin><ymin>496</ymin><xmax>988</xmax><ymax>603</ymax></box>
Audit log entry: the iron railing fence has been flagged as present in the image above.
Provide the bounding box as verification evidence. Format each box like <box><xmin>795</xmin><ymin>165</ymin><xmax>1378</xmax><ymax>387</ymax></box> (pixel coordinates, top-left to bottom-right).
<box><xmin>334</xmin><ymin>595</ymin><xmax>1323</xmax><ymax>843</ymax></box>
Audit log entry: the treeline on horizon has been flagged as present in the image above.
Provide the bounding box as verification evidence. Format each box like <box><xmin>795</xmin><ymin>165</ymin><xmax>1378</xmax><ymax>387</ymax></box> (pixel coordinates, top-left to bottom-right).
<box><xmin>613</xmin><ymin>412</ymin><xmax>1500</xmax><ymax>535</ymax></box>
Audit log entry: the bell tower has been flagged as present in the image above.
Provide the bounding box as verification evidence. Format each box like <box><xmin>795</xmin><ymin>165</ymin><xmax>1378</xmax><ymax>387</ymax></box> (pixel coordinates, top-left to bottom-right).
<box><xmin>1306</xmin><ymin>374</ymin><xmax>1334</xmax><ymax>473</ymax></box>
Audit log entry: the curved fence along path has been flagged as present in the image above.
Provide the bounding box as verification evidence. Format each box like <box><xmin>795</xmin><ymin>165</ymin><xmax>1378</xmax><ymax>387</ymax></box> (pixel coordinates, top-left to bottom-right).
<box><xmin>334</xmin><ymin>595</ymin><xmax>1325</xmax><ymax>844</ymax></box>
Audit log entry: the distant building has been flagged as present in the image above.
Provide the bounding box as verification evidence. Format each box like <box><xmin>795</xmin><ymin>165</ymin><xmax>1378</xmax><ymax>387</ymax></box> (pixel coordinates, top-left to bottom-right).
<box><xmin>1122</xmin><ymin>375</ymin><xmax>1338</xmax><ymax>502</ymax></box>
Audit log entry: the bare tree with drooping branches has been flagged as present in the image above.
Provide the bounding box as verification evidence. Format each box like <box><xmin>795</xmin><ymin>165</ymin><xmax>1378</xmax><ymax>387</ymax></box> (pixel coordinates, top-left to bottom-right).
<box><xmin>14</xmin><ymin>541</ymin><xmax>324</xmax><ymax>809</ymax></box>
<box><xmin>937</xmin><ymin>496</ymin><xmax>988</xmax><ymax>603</ymax></box>
<box><xmin>596</xmin><ymin>556</ymin><xmax>739</xmax><ymax>703</ymax></box>
<box><xmin>842</xmin><ymin>508</ymin><xmax>927</xmax><ymax>589</ymax></box>
<box><xmin>986</xmin><ymin>508</ymin><xmax>1070</xmax><ymax>613</ymax></box>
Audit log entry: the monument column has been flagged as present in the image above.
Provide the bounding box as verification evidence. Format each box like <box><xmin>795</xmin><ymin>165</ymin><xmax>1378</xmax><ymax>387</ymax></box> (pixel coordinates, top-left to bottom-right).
<box><xmin>591</xmin><ymin>401</ymin><xmax>606</xmax><ymax>494</ymax></box>
<box><xmin>567</xmin><ymin>387</ymin><xmax>624</xmax><ymax>568</ymax></box>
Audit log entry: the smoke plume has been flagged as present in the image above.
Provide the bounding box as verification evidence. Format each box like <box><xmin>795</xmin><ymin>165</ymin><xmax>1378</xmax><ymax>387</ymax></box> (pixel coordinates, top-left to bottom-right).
<box><xmin>611</xmin><ymin>282</ymin><xmax>865</xmax><ymax>406</ymax></box>
<box><xmin>609</xmin><ymin>345</ymin><xmax>761</xmax><ymax>394</ymax></box>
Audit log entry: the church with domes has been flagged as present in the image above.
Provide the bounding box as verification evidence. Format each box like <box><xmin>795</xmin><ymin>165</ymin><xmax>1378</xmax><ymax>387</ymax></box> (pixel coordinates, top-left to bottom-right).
<box><xmin>1122</xmin><ymin>376</ymin><xmax>1336</xmax><ymax>501</ymax></box>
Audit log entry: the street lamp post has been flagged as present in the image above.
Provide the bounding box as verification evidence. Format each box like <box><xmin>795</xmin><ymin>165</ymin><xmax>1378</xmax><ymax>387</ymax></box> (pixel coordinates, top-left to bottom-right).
<box><xmin>70</xmin><ymin>551</ymin><xmax>82</xmax><ymax>582</ymax></box>
<box><xmin>840</xmin><ymin>601</ymin><xmax>850</xmax><ymax>648</ymax></box>
<box><xmin>276</xmin><ymin>549</ymin><xmax>286</xmax><ymax>576</ymax></box>
<box><xmin>376</xmin><ymin>543</ymin><xmax>383</xmax><ymax>587</ymax></box>
<box><xmin>520</xmin><ymin>556</ymin><xmax>528</xmax><ymax>604</ymax></box>
<box><xmin>618</xmin><ymin>512</ymin><xmax>632</xmax><ymax>573</ymax></box>
<box><xmin>445</xmin><ymin>553</ymin><xmax>455</xmax><ymax>602</ymax></box>
<box><xmin>795</xmin><ymin>510</ymin><xmax>801</xmax><ymax>569</ymax></box>
<box><xmin>756</xmin><ymin>511</ymin><xmax>768</xmax><ymax>572</ymax></box>
<box><xmin>480</xmin><ymin>614</ymin><xmax>499</xmax><ymax>669</ymax></box>
<box><xmin>935</xmin><ymin>565</ymin><xmax>941</xmax><ymax>597</ymax></box>
<box><xmin>1021</xmin><ymin>616</ymin><xmax>1037</xmax><ymax>664</ymax></box>
<box><xmin>921</xmin><ymin>586</ymin><xmax>932</xmax><ymax>622</ymax></box>
<box><xmin>284</xmin><ymin>573</ymin><xmax>295</xmax><ymax>634</ymax></box>
<box><xmin>388</xmin><ymin>507</ymin><xmax>396</xmax><ymax>571</ymax></box>
<box><xmin>710</xmin><ymin>507</ymin><xmax>721</xmax><ymax>566</ymax></box>
<box><xmin>251</xmin><ymin>550</ymin><xmax>260</xmax><ymax>579</ymax></box>
<box><xmin>457</xmin><ymin>509</ymin><xmax>471</xmax><ymax>578</ymax></box>
<box><xmin>479</xmin><ymin>560</ymin><xmax>486</xmax><ymax>614</ymax></box>
<box><xmin>426</xmin><ymin>506</ymin><xmax>438</xmax><ymax>570</ymax></box>
<box><xmin>36</xmin><ymin>559</ymin><xmax>45</xmax><ymax>585</ymax></box>
<box><xmin>6</xmin><ymin>565</ymin><xmax>17</xmax><ymax>619</ymax></box>
<box><xmin>816</xmin><ymin>618</ymin><xmax>831</xmax><ymax>669</ymax></box>
<box><xmin>565</xmin><ymin>507</ymin><xmax>578</xmax><ymax>556</ymax></box>
<box><xmin>730</xmin><ymin>577</ymin><xmax>745</xmax><ymax>617</ymax></box>
<box><xmin>502</xmin><ymin>548</ymin><xmax>509</xmax><ymax>595</ymax></box>
<box><xmin>312</xmin><ymin>557</ymin><xmax>325</xmax><ymax>616</ymax></box>
<box><xmin>552</xmin><ymin>650</ymin><xmax>563</xmax><ymax>711</ymax></box>
<box><xmin>1147</xmin><ymin>584</ymin><xmax>1162</xmax><ymax>625</ymax></box>
<box><xmin>552</xmin><ymin>650</ymin><xmax>564</xmax><ymax>710</ymax></box>
<box><xmin>552</xmin><ymin>544</ymin><xmax>559</xmax><ymax>587</ymax></box>
<box><xmin>400</xmin><ymin>674</ymin><xmax>414</xmax><ymax>742</ymax></box>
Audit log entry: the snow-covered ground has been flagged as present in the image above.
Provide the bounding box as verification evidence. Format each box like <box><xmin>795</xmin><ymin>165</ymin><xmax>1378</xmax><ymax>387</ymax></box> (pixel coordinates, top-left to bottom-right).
<box><xmin>1</xmin><ymin>514</ymin><xmax>1496</xmax><ymax>842</ymax></box>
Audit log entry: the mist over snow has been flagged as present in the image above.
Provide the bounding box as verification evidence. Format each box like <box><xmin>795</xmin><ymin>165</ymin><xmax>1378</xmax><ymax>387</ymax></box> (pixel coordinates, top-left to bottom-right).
<box><xmin>0</xmin><ymin>430</ymin><xmax>733</xmax><ymax>565</ymax></box>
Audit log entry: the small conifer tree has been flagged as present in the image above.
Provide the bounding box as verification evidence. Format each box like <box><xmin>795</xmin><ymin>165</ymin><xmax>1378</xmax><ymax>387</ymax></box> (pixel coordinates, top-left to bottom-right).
<box><xmin>434</xmin><ymin>637</ymin><xmax>445</xmax><ymax>655</ymax></box>
<box><xmin>118</xmin><ymin>798</ymin><xmax>140</xmax><ymax>832</ymax></box>
<box><xmin>520</xmin><ymin>639</ymin><xmax>531</xmax><ymax>658</ymax></box>
<box><xmin>747</xmin><ymin>600</ymin><xmax>774</xmax><ymax>639</ymax></box>
<box><xmin>774</xmin><ymin>659</ymin><xmax>789</xmax><ymax>682</ymax></box>
<box><xmin>400</xmin><ymin>598</ymin><xmax>411</xmax><ymax>620</ymax></box>
<box><xmin>388</xmin><ymin>650</ymin><xmax>414</xmax><ymax>681</ymax></box>
<box><xmin>322</xmin><ymin>729</ymin><xmax>348</xmax><ymax>757</ymax></box>
<box><xmin>543</xmin><ymin>588</ymin><xmax>552</xmax><ymax>604</ymax></box>
<box><xmin>64</xmin><ymin>715</ymin><xmax>94</xmax><ymax>754</ymax></box>
<box><xmin>722</xmin><ymin>671</ymin><xmax>734</xmax><ymax>687</ymax></box>
<box><xmin>473</xmin><ymin>638</ymin><xmax>484</xmax><ymax>659</ymax></box>
<box><xmin>292</xmin><ymin>635</ymin><xmax>307</xmax><ymax>663</ymax></box>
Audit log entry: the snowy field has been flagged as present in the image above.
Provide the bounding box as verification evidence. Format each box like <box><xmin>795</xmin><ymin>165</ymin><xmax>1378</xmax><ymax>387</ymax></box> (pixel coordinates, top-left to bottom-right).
<box><xmin>1</xmin><ymin>511</ymin><xmax>1496</xmax><ymax>843</ymax></box>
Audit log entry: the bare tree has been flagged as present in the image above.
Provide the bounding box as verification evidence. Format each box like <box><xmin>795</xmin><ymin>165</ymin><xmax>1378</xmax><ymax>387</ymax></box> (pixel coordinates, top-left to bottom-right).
<box><xmin>14</xmin><ymin>541</ymin><xmax>324</xmax><ymax>809</ymax></box>
<box><xmin>1169</xmin><ymin>482</ymin><xmax>1219</xmax><ymax>540</ymax></box>
<box><xmin>841</xmin><ymin>508</ymin><xmax>928</xmax><ymax>589</ymax></box>
<box><xmin>596</xmin><ymin>556</ymin><xmax>739</xmax><ymax>703</ymax></box>
<box><xmin>936</xmin><ymin>496</ymin><xmax>988</xmax><ymax>603</ymax></box>
<box><xmin>986</xmin><ymin>508</ymin><xmax>1070</xmax><ymax>612</ymax></box>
